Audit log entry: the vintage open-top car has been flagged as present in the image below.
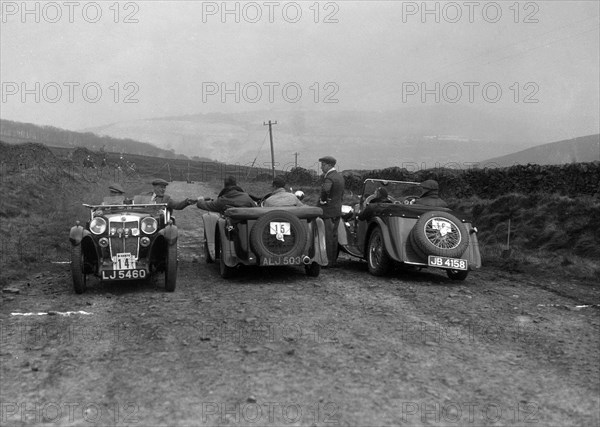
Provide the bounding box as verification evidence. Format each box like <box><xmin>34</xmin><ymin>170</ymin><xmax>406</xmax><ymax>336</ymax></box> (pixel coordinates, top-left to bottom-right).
<box><xmin>338</xmin><ymin>179</ymin><xmax>481</xmax><ymax>280</ymax></box>
<box><xmin>202</xmin><ymin>206</ymin><xmax>328</xmax><ymax>278</ymax></box>
<box><xmin>69</xmin><ymin>195</ymin><xmax>178</xmax><ymax>293</ymax></box>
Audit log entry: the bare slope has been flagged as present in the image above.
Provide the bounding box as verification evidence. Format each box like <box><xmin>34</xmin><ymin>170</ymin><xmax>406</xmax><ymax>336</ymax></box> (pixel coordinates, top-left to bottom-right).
<box><xmin>479</xmin><ymin>134</ymin><xmax>600</xmax><ymax>167</ymax></box>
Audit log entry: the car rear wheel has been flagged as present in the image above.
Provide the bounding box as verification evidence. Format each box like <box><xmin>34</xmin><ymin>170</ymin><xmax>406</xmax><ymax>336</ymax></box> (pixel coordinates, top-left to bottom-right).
<box><xmin>165</xmin><ymin>244</ymin><xmax>177</xmax><ymax>292</ymax></box>
<box><xmin>447</xmin><ymin>269</ymin><xmax>469</xmax><ymax>281</ymax></box>
<box><xmin>411</xmin><ymin>211</ymin><xmax>469</xmax><ymax>258</ymax></box>
<box><xmin>367</xmin><ymin>227</ymin><xmax>392</xmax><ymax>276</ymax></box>
<box><xmin>71</xmin><ymin>244</ymin><xmax>87</xmax><ymax>294</ymax></box>
<box><xmin>305</xmin><ymin>262</ymin><xmax>320</xmax><ymax>277</ymax></box>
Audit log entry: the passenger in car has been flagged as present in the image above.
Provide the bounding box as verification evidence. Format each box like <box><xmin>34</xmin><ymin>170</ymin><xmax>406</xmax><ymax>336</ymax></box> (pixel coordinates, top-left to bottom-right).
<box><xmin>417</xmin><ymin>180</ymin><xmax>448</xmax><ymax>208</ymax></box>
<box><xmin>102</xmin><ymin>183</ymin><xmax>129</xmax><ymax>205</ymax></box>
<box><xmin>146</xmin><ymin>178</ymin><xmax>196</xmax><ymax>213</ymax></box>
<box><xmin>263</xmin><ymin>176</ymin><xmax>304</xmax><ymax>207</ymax></box>
<box><xmin>196</xmin><ymin>175</ymin><xmax>257</xmax><ymax>213</ymax></box>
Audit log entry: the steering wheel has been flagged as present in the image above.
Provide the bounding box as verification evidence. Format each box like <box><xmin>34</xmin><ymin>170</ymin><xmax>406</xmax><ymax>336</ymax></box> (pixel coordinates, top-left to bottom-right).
<box><xmin>394</xmin><ymin>196</ymin><xmax>419</xmax><ymax>205</ymax></box>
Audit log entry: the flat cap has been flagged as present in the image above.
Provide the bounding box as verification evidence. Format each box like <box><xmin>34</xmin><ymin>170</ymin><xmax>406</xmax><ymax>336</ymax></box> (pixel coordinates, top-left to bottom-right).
<box><xmin>152</xmin><ymin>178</ymin><xmax>169</xmax><ymax>186</ymax></box>
<box><xmin>272</xmin><ymin>176</ymin><xmax>286</xmax><ymax>188</ymax></box>
<box><xmin>420</xmin><ymin>179</ymin><xmax>439</xmax><ymax>190</ymax></box>
<box><xmin>109</xmin><ymin>183</ymin><xmax>125</xmax><ymax>194</ymax></box>
<box><xmin>318</xmin><ymin>155</ymin><xmax>336</xmax><ymax>165</ymax></box>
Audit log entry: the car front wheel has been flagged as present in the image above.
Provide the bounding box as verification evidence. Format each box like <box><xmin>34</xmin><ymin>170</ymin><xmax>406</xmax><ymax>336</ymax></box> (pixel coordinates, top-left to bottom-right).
<box><xmin>367</xmin><ymin>227</ymin><xmax>392</xmax><ymax>276</ymax></box>
<box><xmin>165</xmin><ymin>244</ymin><xmax>177</xmax><ymax>292</ymax></box>
<box><xmin>71</xmin><ymin>244</ymin><xmax>87</xmax><ymax>294</ymax></box>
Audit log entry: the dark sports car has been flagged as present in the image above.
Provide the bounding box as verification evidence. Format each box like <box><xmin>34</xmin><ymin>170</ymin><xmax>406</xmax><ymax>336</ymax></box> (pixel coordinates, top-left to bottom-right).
<box><xmin>202</xmin><ymin>206</ymin><xmax>328</xmax><ymax>278</ymax></box>
<box><xmin>338</xmin><ymin>179</ymin><xmax>482</xmax><ymax>280</ymax></box>
<box><xmin>69</xmin><ymin>195</ymin><xmax>178</xmax><ymax>293</ymax></box>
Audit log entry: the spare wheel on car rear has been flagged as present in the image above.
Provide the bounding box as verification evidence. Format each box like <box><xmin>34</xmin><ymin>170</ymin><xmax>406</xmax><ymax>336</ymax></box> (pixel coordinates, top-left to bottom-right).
<box><xmin>250</xmin><ymin>210</ymin><xmax>308</xmax><ymax>259</ymax></box>
<box><xmin>410</xmin><ymin>211</ymin><xmax>469</xmax><ymax>259</ymax></box>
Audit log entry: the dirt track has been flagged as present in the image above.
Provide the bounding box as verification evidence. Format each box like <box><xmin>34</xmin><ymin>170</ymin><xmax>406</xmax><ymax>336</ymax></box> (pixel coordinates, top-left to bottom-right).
<box><xmin>1</xmin><ymin>182</ymin><xmax>599</xmax><ymax>426</ymax></box>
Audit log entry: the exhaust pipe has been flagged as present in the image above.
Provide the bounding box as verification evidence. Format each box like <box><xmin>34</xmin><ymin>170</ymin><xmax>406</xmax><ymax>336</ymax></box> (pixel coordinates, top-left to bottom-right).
<box><xmin>302</xmin><ymin>256</ymin><xmax>311</xmax><ymax>265</ymax></box>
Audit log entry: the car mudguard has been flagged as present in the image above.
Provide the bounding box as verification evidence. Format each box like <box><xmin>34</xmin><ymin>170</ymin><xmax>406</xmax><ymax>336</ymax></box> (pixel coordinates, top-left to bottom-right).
<box><xmin>202</xmin><ymin>213</ymin><xmax>220</xmax><ymax>261</ymax></box>
<box><xmin>369</xmin><ymin>217</ymin><xmax>403</xmax><ymax>262</ymax></box>
<box><xmin>308</xmin><ymin>218</ymin><xmax>328</xmax><ymax>266</ymax></box>
<box><xmin>69</xmin><ymin>225</ymin><xmax>91</xmax><ymax>246</ymax></box>
<box><xmin>159</xmin><ymin>223</ymin><xmax>178</xmax><ymax>246</ymax></box>
<box><xmin>218</xmin><ymin>219</ymin><xmax>239</xmax><ymax>267</ymax></box>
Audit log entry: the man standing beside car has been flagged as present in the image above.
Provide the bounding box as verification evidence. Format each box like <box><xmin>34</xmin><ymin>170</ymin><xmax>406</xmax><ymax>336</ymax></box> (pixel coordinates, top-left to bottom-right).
<box><xmin>317</xmin><ymin>156</ymin><xmax>344</xmax><ymax>267</ymax></box>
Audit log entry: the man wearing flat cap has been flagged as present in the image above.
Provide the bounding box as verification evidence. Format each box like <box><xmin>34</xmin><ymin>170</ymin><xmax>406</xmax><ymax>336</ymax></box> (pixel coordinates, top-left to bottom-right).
<box><xmin>417</xmin><ymin>179</ymin><xmax>448</xmax><ymax>208</ymax></box>
<box><xmin>263</xmin><ymin>176</ymin><xmax>303</xmax><ymax>207</ymax></box>
<box><xmin>102</xmin><ymin>183</ymin><xmax>128</xmax><ymax>205</ymax></box>
<box><xmin>318</xmin><ymin>155</ymin><xmax>345</xmax><ymax>267</ymax></box>
<box><xmin>147</xmin><ymin>179</ymin><xmax>195</xmax><ymax>213</ymax></box>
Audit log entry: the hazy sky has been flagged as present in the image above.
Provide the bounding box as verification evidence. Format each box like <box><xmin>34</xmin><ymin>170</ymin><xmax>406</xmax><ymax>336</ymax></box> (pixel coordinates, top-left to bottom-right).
<box><xmin>1</xmin><ymin>1</ymin><xmax>599</xmax><ymax>139</ymax></box>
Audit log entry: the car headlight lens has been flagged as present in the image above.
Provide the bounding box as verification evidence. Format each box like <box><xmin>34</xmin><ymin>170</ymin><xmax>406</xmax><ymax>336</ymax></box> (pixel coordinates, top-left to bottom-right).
<box><xmin>141</xmin><ymin>217</ymin><xmax>158</xmax><ymax>234</ymax></box>
<box><xmin>90</xmin><ymin>217</ymin><xmax>107</xmax><ymax>235</ymax></box>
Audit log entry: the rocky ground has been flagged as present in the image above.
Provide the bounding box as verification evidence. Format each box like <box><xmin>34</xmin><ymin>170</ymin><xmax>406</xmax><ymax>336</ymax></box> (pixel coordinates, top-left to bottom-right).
<box><xmin>1</xmin><ymin>182</ymin><xmax>598</xmax><ymax>426</ymax></box>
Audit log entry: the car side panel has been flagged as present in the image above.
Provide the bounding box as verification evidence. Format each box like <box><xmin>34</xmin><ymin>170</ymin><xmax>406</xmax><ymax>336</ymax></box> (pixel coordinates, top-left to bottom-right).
<box><xmin>382</xmin><ymin>216</ymin><xmax>419</xmax><ymax>263</ymax></box>
<box><xmin>219</xmin><ymin>219</ymin><xmax>240</xmax><ymax>267</ymax></box>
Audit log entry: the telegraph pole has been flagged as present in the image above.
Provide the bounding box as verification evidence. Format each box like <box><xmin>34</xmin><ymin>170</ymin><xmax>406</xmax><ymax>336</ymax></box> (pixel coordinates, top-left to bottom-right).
<box><xmin>263</xmin><ymin>120</ymin><xmax>277</xmax><ymax>178</ymax></box>
<box><xmin>293</xmin><ymin>152</ymin><xmax>299</xmax><ymax>168</ymax></box>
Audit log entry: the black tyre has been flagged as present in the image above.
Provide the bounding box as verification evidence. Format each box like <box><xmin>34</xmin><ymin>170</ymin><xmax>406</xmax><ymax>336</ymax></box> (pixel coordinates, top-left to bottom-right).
<box><xmin>447</xmin><ymin>269</ymin><xmax>469</xmax><ymax>281</ymax></box>
<box><xmin>165</xmin><ymin>244</ymin><xmax>177</xmax><ymax>292</ymax></box>
<box><xmin>411</xmin><ymin>211</ymin><xmax>469</xmax><ymax>258</ymax></box>
<box><xmin>305</xmin><ymin>262</ymin><xmax>320</xmax><ymax>277</ymax></box>
<box><xmin>218</xmin><ymin>235</ymin><xmax>236</xmax><ymax>279</ymax></box>
<box><xmin>367</xmin><ymin>227</ymin><xmax>392</xmax><ymax>276</ymax></box>
<box><xmin>71</xmin><ymin>244</ymin><xmax>87</xmax><ymax>294</ymax></box>
<box><xmin>250</xmin><ymin>210</ymin><xmax>308</xmax><ymax>260</ymax></box>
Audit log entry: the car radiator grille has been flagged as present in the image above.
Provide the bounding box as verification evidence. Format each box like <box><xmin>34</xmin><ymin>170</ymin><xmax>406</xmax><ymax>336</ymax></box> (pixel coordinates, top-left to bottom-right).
<box><xmin>109</xmin><ymin>220</ymin><xmax>139</xmax><ymax>258</ymax></box>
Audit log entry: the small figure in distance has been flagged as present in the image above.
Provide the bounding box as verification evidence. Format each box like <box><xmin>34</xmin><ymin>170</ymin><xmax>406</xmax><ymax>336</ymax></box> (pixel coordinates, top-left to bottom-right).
<box><xmin>417</xmin><ymin>179</ymin><xmax>448</xmax><ymax>208</ymax></box>
<box><xmin>196</xmin><ymin>175</ymin><xmax>256</xmax><ymax>213</ymax></box>
<box><xmin>263</xmin><ymin>176</ymin><xmax>304</xmax><ymax>207</ymax></box>
<box><xmin>146</xmin><ymin>178</ymin><xmax>196</xmax><ymax>214</ymax></box>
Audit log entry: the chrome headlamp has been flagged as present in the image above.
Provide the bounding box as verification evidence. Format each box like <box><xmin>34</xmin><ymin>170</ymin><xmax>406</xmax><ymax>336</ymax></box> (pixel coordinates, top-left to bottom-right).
<box><xmin>90</xmin><ymin>217</ymin><xmax>107</xmax><ymax>235</ymax></box>
<box><xmin>141</xmin><ymin>217</ymin><xmax>158</xmax><ymax>234</ymax></box>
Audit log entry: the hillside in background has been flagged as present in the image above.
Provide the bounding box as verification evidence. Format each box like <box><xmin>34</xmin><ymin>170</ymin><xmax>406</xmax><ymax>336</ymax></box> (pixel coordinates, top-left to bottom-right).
<box><xmin>0</xmin><ymin>119</ymin><xmax>212</xmax><ymax>162</ymax></box>
<box><xmin>83</xmin><ymin>106</ymin><xmax>567</xmax><ymax>170</ymax></box>
<box><xmin>479</xmin><ymin>134</ymin><xmax>600</xmax><ymax>167</ymax></box>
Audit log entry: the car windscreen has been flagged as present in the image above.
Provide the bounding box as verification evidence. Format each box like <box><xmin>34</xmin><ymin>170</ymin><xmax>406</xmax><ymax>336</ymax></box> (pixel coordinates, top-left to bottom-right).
<box><xmin>362</xmin><ymin>180</ymin><xmax>422</xmax><ymax>200</ymax></box>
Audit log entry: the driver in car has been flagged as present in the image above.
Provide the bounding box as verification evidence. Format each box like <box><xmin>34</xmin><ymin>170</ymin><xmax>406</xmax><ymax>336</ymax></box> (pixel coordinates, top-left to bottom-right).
<box><xmin>417</xmin><ymin>180</ymin><xmax>448</xmax><ymax>208</ymax></box>
<box><xmin>357</xmin><ymin>188</ymin><xmax>393</xmax><ymax>221</ymax></box>
<box><xmin>370</xmin><ymin>187</ymin><xmax>392</xmax><ymax>204</ymax></box>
